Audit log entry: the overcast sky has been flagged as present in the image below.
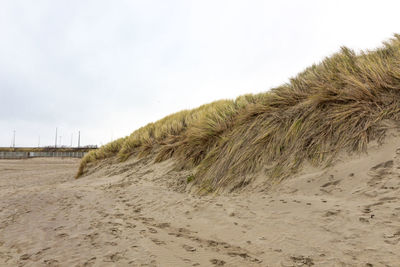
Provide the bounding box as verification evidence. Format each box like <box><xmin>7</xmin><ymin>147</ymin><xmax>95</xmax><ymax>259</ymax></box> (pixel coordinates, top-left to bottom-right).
<box><xmin>1</xmin><ymin>0</ymin><xmax>399</xmax><ymax>147</ymax></box>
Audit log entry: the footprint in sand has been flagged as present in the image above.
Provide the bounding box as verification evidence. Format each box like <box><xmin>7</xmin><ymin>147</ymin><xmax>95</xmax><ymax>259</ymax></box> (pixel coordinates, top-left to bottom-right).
<box><xmin>383</xmin><ymin>230</ymin><xmax>400</xmax><ymax>245</ymax></box>
<box><xmin>368</xmin><ymin>161</ymin><xmax>394</xmax><ymax>186</ymax></box>
<box><xmin>281</xmin><ymin>255</ymin><xmax>314</xmax><ymax>267</ymax></box>
<box><xmin>151</xmin><ymin>238</ymin><xmax>166</xmax><ymax>245</ymax></box>
<box><xmin>56</xmin><ymin>233</ymin><xmax>69</xmax><ymax>238</ymax></box>
<box><xmin>109</xmin><ymin>227</ymin><xmax>121</xmax><ymax>236</ymax></box>
<box><xmin>43</xmin><ymin>258</ymin><xmax>59</xmax><ymax>265</ymax></box>
<box><xmin>362</xmin><ymin>207</ymin><xmax>372</xmax><ymax>214</ymax></box>
<box><xmin>19</xmin><ymin>253</ymin><xmax>31</xmax><ymax>260</ymax></box>
<box><xmin>82</xmin><ymin>256</ymin><xmax>96</xmax><ymax>266</ymax></box>
<box><xmin>324</xmin><ymin>209</ymin><xmax>340</xmax><ymax>217</ymax></box>
<box><xmin>139</xmin><ymin>230</ymin><xmax>147</xmax><ymax>235</ymax></box>
<box><xmin>103</xmin><ymin>252</ymin><xmax>124</xmax><ymax>262</ymax></box>
<box><xmin>84</xmin><ymin>232</ymin><xmax>99</xmax><ymax>242</ymax></box>
<box><xmin>35</xmin><ymin>247</ymin><xmax>51</xmax><ymax>256</ymax></box>
<box><xmin>210</xmin><ymin>259</ymin><xmax>226</xmax><ymax>266</ymax></box>
<box><xmin>155</xmin><ymin>222</ymin><xmax>170</xmax><ymax>229</ymax></box>
<box><xmin>320</xmin><ymin>179</ymin><xmax>341</xmax><ymax>194</ymax></box>
<box><xmin>183</xmin><ymin>244</ymin><xmax>196</xmax><ymax>252</ymax></box>
<box><xmin>126</xmin><ymin>222</ymin><xmax>136</xmax><ymax>229</ymax></box>
<box><xmin>148</xmin><ymin>227</ymin><xmax>158</xmax><ymax>234</ymax></box>
<box><xmin>53</xmin><ymin>226</ymin><xmax>65</xmax><ymax>231</ymax></box>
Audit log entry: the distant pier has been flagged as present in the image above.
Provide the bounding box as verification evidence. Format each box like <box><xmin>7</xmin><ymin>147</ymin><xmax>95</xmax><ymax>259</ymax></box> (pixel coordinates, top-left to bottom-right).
<box><xmin>0</xmin><ymin>147</ymin><xmax>96</xmax><ymax>159</ymax></box>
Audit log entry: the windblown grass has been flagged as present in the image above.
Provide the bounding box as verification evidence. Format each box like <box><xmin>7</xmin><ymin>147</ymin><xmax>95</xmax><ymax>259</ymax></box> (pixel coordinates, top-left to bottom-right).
<box><xmin>77</xmin><ymin>35</ymin><xmax>400</xmax><ymax>192</ymax></box>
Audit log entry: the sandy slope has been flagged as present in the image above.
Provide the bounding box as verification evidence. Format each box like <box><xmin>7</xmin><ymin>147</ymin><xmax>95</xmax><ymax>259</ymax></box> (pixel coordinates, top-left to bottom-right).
<box><xmin>1</xmin><ymin>134</ymin><xmax>400</xmax><ymax>266</ymax></box>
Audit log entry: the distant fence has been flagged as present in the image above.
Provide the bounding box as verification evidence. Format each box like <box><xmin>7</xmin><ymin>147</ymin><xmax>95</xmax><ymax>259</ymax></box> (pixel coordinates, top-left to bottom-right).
<box><xmin>0</xmin><ymin>151</ymin><xmax>86</xmax><ymax>159</ymax></box>
<box><xmin>0</xmin><ymin>152</ymin><xmax>29</xmax><ymax>159</ymax></box>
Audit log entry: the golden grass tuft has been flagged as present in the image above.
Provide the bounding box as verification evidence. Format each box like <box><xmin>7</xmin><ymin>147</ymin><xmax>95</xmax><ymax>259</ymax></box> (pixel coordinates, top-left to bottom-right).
<box><xmin>76</xmin><ymin>137</ymin><xmax>126</xmax><ymax>177</ymax></box>
<box><xmin>76</xmin><ymin>34</ymin><xmax>400</xmax><ymax>192</ymax></box>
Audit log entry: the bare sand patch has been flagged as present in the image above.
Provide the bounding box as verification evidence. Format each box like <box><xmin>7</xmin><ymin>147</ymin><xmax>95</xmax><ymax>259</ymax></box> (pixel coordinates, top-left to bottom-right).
<box><xmin>1</xmin><ymin>137</ymin><xmax>400</xmax><ymax>266</ymax></box>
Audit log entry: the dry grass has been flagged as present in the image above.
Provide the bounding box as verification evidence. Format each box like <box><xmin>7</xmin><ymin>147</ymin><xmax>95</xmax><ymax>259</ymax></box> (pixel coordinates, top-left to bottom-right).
<box><xmin>77</xmin><ymin>35</ymin><xmax>400</xmax><ymax>192</ymax></box>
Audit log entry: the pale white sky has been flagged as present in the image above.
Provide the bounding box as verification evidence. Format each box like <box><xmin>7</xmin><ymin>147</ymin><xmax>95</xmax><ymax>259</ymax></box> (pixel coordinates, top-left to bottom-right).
<box><xmin>1</xmin><ymin>0</ymin><xmax>399</xmax><ymax>147</ymax></box>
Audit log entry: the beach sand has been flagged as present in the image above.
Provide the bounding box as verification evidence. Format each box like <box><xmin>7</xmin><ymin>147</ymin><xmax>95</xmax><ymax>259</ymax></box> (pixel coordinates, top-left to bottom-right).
<box><xmin>1</xmin><ymin>133</ymin><xmax>400</xmax><ymax>266</ymax></box>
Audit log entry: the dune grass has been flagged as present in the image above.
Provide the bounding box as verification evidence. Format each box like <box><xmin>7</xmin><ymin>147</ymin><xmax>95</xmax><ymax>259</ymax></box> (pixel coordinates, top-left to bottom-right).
<box><xmin>77</xmin><ymin>34</ymin><xmax>400</xmax><ymax>192</ymax></box>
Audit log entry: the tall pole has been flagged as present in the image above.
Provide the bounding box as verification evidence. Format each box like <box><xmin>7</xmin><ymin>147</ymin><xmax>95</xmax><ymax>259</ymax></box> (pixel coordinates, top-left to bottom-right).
<box><xmin>70</xmin><ymin>133</ymin><xmax>73</xmax><ymax>147</ymax></box>
<box><xmin>38</xmin><ymin>136</ymin><xmax>40</xmax><ymax>148</ymax></box>
<box><xmin>78</xmin><ymin>131</ymin><xmax>80</xmax><ymax>148</ymax></box>
<box><xmin>12</xmin><ymin>130</ymin><xmax>15</xmax><ymax>148</ymax></box>
<box><xmin>55</xmin><ymin>127</ymin><xmax>58</xmax><ymax>148</ymax></box>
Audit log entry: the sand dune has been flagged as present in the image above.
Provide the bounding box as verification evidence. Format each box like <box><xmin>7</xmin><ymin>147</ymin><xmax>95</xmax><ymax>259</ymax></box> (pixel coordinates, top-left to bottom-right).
<box><xmin>1</xmin><ymin>132</ymin><xmax>400</xmax><ymax>266</ymax></box>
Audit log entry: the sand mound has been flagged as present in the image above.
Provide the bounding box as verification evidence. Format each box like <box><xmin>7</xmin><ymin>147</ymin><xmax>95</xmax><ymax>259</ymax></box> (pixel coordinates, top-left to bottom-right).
<box><xmin>77</xmin><ymin>35</ymin><xmax>400</xmax><ymax>193</ymax></box>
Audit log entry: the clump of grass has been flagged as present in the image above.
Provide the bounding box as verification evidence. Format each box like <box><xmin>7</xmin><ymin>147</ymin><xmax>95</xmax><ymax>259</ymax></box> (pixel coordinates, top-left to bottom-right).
<box><xmin>76</xmin><ymin>137</ymin><xmax>126</xmax><ymax>177</ymax></box>
<box><xmin>186</xmin><ymin>174</ymin><xmax>195</xmax><ymax>183</ymax></box>
<box><xmin>77</xmin><ymin>34</ymin><xmax>400</xmax><ymax>192</ymax></box>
